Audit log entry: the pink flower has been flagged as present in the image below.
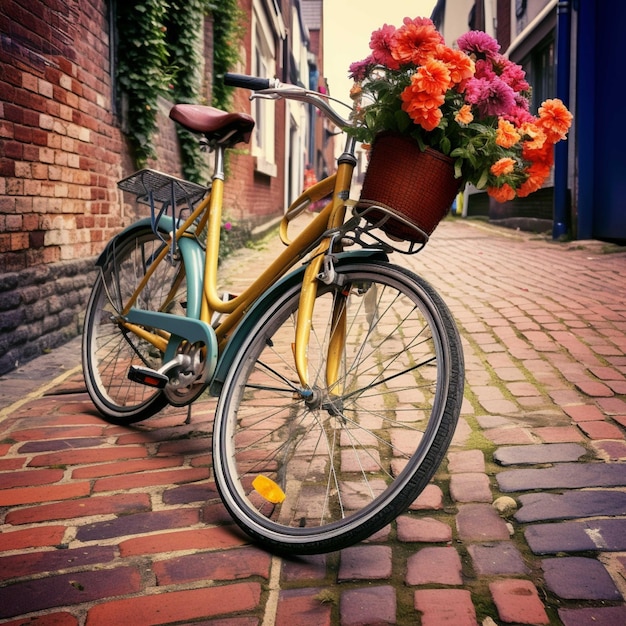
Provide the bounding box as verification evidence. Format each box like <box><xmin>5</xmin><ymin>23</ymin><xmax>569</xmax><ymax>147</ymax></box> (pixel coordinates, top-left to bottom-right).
<box><xmin>369</xmin><ymin>24</ymin><xmax>401</xmax><ymax>70</ymax></box>
<box><xmin>498</xmin><ymin>56</ymin><xmax>530</xmax><ymax>92</ymax></box>
<box><xmin>223</xmin><ymin>222</ymin><xmax>232</xmax><ymax>231</ymax></box>
<box><xmin>473</xmin><ymin>59</ymin><xmax>496</xmax><ymax>81</ymax></box>
<box><xmin>457</xmin><ymin>30</ymin><xmax>500</xmax><ymax>60</ymax></box>
<box><xmin>349</xmin><ymin>56</ymin><xmax>373</xmax><ymax>81</ymax></box>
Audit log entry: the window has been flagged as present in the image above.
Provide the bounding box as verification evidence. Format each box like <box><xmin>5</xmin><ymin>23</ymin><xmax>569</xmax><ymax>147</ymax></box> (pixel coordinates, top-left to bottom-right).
<box><xmin>252</xmin><ymin>2</ymin><xmax>277</xmax><ymax>177</ymax></box>
<box><xmin>520</xmin><ymin>34</ymin><xmax>555</xmax><ymax>113</ymax></box>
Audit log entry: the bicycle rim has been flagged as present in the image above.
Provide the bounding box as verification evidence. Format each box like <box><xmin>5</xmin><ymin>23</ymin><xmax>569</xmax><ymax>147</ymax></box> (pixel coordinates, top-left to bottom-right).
<box><xmin>213</xmin><ymin>261</ymin><xmax>464</xmax><ymax>554</ymax></box>
<box><xmin>82</xmin><ymin>227</ymin><xmax>187</xmax><ymax>423</ymax></box>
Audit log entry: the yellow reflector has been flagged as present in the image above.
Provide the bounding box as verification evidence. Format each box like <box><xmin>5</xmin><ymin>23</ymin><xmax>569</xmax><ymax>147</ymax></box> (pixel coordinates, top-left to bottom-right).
<box><xmin>252</xmin><ymin>475</ymin><xmax>286</xmax><ymax>504</ymax></box>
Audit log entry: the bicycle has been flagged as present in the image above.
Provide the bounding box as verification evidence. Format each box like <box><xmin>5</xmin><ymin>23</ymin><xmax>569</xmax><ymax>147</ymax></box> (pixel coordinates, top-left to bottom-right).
<box><xmin>81</xmin><ymin>73</ymin><xmax>465</xmax><ymax>554</ymax></box>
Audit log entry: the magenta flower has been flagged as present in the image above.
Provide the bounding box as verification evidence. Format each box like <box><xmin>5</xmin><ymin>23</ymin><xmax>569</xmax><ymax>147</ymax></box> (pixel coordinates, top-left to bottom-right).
<box><xmin>466</xmin><ymin>76</ymin><xmax>517</xmax><ymax>117</ymax></box>
<box><xmin>457</xmin><ymin>30</ymin><xmax>500</xmax><ymax>60</ymax></box>
<box><xmin>499</xmin><ymin>57</ymin><xmax>530</xmax><ymax>92</ymax></box>
<box><xmin>223</xmin><ymin>222</ymin><xmax>232</xmax><ymax>231</ymax></box>
<box><xmin>349</xmin><ymin>56</ymin><xmax>373</xmax><ymax>81</ymax></box>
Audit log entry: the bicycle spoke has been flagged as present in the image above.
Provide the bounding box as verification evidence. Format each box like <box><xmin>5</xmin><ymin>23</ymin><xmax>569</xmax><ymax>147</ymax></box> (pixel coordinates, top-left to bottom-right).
<box><xmin>214</xmin><ymin>261</ymin><xmax>464</xmax><ymax>553</ymax></box>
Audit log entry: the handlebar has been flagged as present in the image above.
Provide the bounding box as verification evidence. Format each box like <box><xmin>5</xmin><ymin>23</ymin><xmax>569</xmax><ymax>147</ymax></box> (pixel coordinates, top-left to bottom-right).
<box><xmin>224</xmin><ymin>73</ymin><xmax>273</xmax><ymax>91</ymax></box>
<box><xmin>224</xmin><ymin>73</ymin><xmax>351</xmax><ymax>129</ymax></box>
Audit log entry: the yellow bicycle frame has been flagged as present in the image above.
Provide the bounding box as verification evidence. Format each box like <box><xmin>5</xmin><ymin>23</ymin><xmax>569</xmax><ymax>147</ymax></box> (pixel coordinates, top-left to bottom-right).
<box><xmin>117</xmin><ymin>151</ymin><xmax>356</xmax><ymax>393</ymax></box>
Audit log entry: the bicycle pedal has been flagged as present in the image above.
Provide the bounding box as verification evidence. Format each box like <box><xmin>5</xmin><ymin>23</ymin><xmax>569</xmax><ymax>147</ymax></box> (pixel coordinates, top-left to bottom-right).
<box><xmin>128</xmin><ymin>365</ymin><xmax>169</xmax><ymax>389</ymax></box>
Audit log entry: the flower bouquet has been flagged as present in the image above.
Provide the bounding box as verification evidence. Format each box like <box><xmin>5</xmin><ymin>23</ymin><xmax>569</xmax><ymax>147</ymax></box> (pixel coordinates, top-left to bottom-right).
<box><xmin>347</xmin><ymin>17</ymin><xmax>572</xmax><ymax>241</ymax></box>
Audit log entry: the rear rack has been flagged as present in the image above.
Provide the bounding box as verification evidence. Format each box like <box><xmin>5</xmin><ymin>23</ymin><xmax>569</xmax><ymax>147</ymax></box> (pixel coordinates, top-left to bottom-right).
<box><xmin>117</xmin><ymin>169</ymin><xmax>211</xmax><ymax>257</ymax></box>
<box><xmin>117</xmin><ymin>169</ymin><xmax>209</xmax><ymax>206</ymax></box>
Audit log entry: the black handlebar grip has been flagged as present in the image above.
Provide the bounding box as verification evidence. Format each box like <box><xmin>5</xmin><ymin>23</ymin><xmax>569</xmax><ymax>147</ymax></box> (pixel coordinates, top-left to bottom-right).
<box><xmin>224</xmin><ymin>73</ymin><xmax>271</xmax><ymax>91</ymax></box>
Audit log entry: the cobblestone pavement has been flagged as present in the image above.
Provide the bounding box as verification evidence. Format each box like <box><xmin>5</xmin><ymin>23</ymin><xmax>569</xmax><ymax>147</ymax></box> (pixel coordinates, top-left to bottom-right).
<box><xmin>1</xmin><ymin>218</ymin><xmax>625</xmax><ymax>625</ymax></box>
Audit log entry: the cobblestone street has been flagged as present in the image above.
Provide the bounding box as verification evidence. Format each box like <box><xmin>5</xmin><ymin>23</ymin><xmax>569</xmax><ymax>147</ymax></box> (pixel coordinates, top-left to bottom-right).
<box><xmin>1</xmin><ymin>218</ymin><xmax>625</xmax><ymax>625</ymax></box>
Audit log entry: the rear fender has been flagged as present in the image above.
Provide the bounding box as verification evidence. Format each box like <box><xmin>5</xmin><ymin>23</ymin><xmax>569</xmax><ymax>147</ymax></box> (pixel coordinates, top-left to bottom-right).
<box><xmin>95</xmin><ymin>217</ymin><xmax>205</xmax><ymax>319</ymax></box>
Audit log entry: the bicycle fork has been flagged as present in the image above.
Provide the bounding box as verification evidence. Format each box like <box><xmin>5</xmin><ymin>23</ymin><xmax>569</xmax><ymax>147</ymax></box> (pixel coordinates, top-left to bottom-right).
<box><xmin>293</xmin><ymin>151</ymin><xmax>356</xmax><ymax>397</ymax></box>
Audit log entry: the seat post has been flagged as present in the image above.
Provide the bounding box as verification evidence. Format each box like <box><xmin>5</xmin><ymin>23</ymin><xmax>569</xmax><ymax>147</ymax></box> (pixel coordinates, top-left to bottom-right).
<box><xmin>213</xmin><ymin>144</ymin><xmax>226</xmax><ymax>181</ymax></box>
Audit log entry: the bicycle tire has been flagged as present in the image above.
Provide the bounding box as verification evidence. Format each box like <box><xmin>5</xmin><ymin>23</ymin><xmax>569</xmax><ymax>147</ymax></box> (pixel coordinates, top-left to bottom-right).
<box><xmin>212</xmin><ymin>260</ymin><xmax>464</xmax><ymax>554</ymax></box>
<box><xmin>82</xmin><ymin>226</ymin><xmax>187</xmax><ymax>424</ymax></box>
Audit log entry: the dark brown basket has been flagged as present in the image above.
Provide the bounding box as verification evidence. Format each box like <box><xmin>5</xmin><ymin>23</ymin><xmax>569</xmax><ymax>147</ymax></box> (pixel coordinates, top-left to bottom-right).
<box><xmin>356</xmin><ymin>132</ymin><xmax>461</xmax><ymax>243</ymax></box>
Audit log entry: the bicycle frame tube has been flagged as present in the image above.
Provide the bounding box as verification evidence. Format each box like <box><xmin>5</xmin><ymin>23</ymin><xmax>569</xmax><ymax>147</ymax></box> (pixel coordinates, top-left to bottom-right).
<box><xmin>110</xmin><ymin>133</ymin><xmax>357</xmax><ymax>392</ymax></box>
<box><xmin>293</xmin><ymin>153</ymin><xmax>356</xmax><ymax>389</ymax></box>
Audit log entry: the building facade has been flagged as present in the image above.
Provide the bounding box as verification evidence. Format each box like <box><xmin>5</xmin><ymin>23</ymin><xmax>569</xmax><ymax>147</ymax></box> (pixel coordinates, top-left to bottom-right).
<box><xmin>0</xmin><ymin>0</ymin><xmax>331</xmax><ymax>375</ymax></box>
<box><xmin>433</xmin><ymin>0</ymin><xmax>625</xmax><ymax>242</ymax></box>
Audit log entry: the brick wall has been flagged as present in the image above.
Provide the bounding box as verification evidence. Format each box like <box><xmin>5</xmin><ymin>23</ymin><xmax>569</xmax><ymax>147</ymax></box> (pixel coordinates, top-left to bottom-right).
<box><xmin>0</xmin><ymin>0</ymin><xmax>186</xmax><ymax>375</ymax></box>
<box><xmin>0</xmin><ymin>0</ymin><xmax>291</xmax><ymax>376</ymax></box>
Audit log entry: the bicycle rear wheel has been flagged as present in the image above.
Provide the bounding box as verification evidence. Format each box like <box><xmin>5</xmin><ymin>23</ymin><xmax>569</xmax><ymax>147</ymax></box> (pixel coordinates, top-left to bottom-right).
<box><xmin>82</xmin><ymin>226</ymin><xmax>187</xmax><ymax>424</ymax></box>
<box><xmin>212</xmin><ymin>260</ymin><xmax>464</xmax><ymax>554</ymax></box>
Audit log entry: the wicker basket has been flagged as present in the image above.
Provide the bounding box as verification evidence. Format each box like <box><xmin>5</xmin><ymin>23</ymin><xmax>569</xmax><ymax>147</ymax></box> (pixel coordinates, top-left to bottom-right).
<box><xmin>356</xmin><ymin>132</ymin><xmax>461</xmax><ymax>243</ymax></box>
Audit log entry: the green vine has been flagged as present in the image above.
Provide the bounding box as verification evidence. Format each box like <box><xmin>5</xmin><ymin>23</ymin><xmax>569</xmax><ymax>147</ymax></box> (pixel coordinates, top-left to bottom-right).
<box><xmin>115</xmin><ymin>0</ymin><xmax>244</xmax><ymax>180</ymax></box>
<box><xmin>211</xmin><ymin>0</ymin><xmax>245</xmax><ymax>110</ymax></box>
<box><xmin>116</xmin><ymin>0</ymin><xmax>169</xmax><ymax>165</ymax></box>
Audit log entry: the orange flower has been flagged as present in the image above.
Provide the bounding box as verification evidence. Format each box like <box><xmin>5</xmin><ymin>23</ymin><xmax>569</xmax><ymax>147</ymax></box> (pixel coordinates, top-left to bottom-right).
<box><xmin>487</xmin><ymin>183</ymin><xmax>516</xmax><ymax>203</ymax></box>
<box><xmin>413</xmin><ymin>59</ymin><xmax>451</xmax><ymax>96</ymax></box>
<box><xmin>455</xmin><ymin>104</ymin><xmax>473</xmax><ymax>125</ymax></box>
<box><xmin>519</xmin><ymin>122</ymin><xmax>546</xmax><ymax>150</ymax></box>
<box><xmin>490</xmin><ymin>157</ymin><xmax>516</xmax><ymax>177</ymax></box>
<box><xmin>391</xmin><ymin>18</ymin><xmax>443</xmax><ymax>66</ymax></box>
<box><xmin>522</xmin><ymin>140</ymin><xmax>554</xmax><ymax>168</ymax></box>
<box><xmin>516</xmin><ymin>162</ymin><xmax>552</xmax><ymax>197</ymax></box>
<box><xmin>537</xmin><ymin>98</ymin><xmax>573</xmax><ymax>143</ymax></box>
<box><xmin>437</xmin><ymin>45</ymin><xmax>475</xmax><ymax>87</ymax></box>
<box><xmin>350</xmin><ymin>84</ymin><xmax>362</xmax><ymax>99</ymax></box>
<box><xmin>495</xmin><ymin>119</ymin><xmax>520</xmax><ymax>148</ymax></box>
<box><xmin>401</xmin><ymin>85</ymin><xmax>445</xmax><ymax>131</ymax></box>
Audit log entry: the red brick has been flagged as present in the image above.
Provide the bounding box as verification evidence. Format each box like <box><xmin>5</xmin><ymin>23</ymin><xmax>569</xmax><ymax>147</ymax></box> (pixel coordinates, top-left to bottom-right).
<box><xmin>0</xmin><ymin>567</ymin><xmax>142</xmax><ymax>620</ymax></box>
<box><xmin>276</xmin><ymin>588</ymin><xmax>332</xmax><ymax>626</ymax></box>
<box><xmin>340</xmin><ymin>586</ymin><xmax>396</xmax><ymax>625</ymax></box>
<box><xmin>85</xmin><ymin>582</ymin><xmax>261</xmax><ymax>625</ymax></box>
<box><xmin>2</xmin><ymin>613</ymin><xmax>78</xmax><ymax>626</ymax></box>
<box><xmin>575</xmin><ymin>380</ymin><xmax>614</xmax><ymax>397</ymax></box>
<box><xmin>5</xmin><ymin>493</ymin><xmax>151</xmax><ymax>525</ymax></box>
<box><xmin>563</xmin><ymin>404</ymin><xmax>606</xmax><ymax>422</ymax></box>
<box><xmin>154</xmin><ymin>546</ymin><xmax>270</xmax><ymax>585</ymax></box>
<box><xmin>0</xmin><ymin>525</ymin><xmax>66</xmax><ymax>551</ymax></box>
<box><xmin>338</xmin><ymin>545</ymin><xmax>392</xmax><ymax>581</ymax></box>
<box><xmin>597</xmin><ymin>397</ymin><xmax>626</xmax><ymax>415</ymax></box>
<box><xmin>577</xmin><ymin>421</ymin><xmax>625</xmax><ymax>440</ymax></box>
<box><xmin>281</xmin><ymin>554</ymin><xmax>327</xmax><ymax>582</ymax></box>
<box><xmin>0</xmin><ymin>481</ymin><xmax>90</xmax><ymax>506</ymax></box>
<box><xmin>489</xmin><ymin>579</ymin><xmax>549</xmax><ymax>624</ymax></box>
<box><xmin>483</xmin><ymin>426</ymin><xmax>535</xmax><ymax>445</ymax></box>
<box><xmin>534</xmin><ymin>426</ymin><xmax>584</xmax><ymax>443</ymax></box>
<box><xmin>447</xmin><ymin>449</ymin><xmax>485</xmax><ymax>473</ymax></box>
<box><xmin>0</xmin><ymin>458</ymin><xmax>24</xmax><ymax>471</ymax></box>
<box><xmin>0</xmin><ymin>468</ymin><xmax>64</xmax><ymax>488</ymax></box>
<box><xmin>71</xmin><ymin>457</ymin><xmax>182</xmax><ymax>479</ymax></box>
<box><xmin>119</xmin><ymin>525</ymin><xmax>248</xmax><ymax>557</ymax></box>
<box><xmin>406</xmin><ymin>546</ymin><xmax>463</xmax><ymax>585</ymax></box>
<box><xmin>450</xmin><ymin>472</ymin><xmax>492</xmax><ymax>502</ymax></box>
<box><xmin>414</xmin><ymin>589</ymin><xmax>478</xmax><ymax>626</ymax></box>
<box><xmin>397</xmin><ymin>515</ymin><xmax>452</xmax><ymax>542</ymax></box>
<box><xmin>456</xmin><ymin>504</ymin><xmax>510</xmax><ymax>541</ymax></box>
<box><xmin>27</xmin><ymin>446</ymin><xmax>148</xmax><ymax>467</ymax></box>
<box><xmin>10</xmin><ymin>426</ymin><xmax>104</xmax><ymax>441</ymax></box>
<box><xmin>0</xmin><ymin>545</ymin><xmax>115</xmax><ymax>583</ymax></box>
<box><xmin>92</xmin><ymin>467</ymin><xmax>209</xmax><ymax>493</ymax></box>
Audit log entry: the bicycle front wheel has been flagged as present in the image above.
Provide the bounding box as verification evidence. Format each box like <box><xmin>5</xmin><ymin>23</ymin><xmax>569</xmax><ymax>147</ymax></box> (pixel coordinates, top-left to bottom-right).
<box><xmin>213</xmin><ymin>260</ymin><xmax>464</xmax><ymax>554</ymax></box>
<box><xmin>82</xmin><ymin>226</ymin><xmax>187</xmax><ymax>424</ymax></box>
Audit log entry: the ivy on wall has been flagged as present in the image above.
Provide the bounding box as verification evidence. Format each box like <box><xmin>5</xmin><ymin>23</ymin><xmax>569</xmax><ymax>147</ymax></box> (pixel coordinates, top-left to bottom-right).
<box><xmin>115</xmin><ymin>0</ymin><xmax>244</xmax><ymax>182</ymax></box>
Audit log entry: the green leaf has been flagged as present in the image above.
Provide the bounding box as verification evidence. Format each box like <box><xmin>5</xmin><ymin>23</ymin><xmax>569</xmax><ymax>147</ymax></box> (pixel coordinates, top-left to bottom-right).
<box><xmin>475</xmin><ymin>168</ymin><xmax>489</xmax><ymax>189</ymax></box>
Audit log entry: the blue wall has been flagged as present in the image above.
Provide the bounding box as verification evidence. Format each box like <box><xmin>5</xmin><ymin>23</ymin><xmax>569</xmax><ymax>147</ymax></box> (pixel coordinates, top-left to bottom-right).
<box><xmin>577</xmin><ymin>0</ymin><xmax>626</xmax><ymax>241</ymax></box>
